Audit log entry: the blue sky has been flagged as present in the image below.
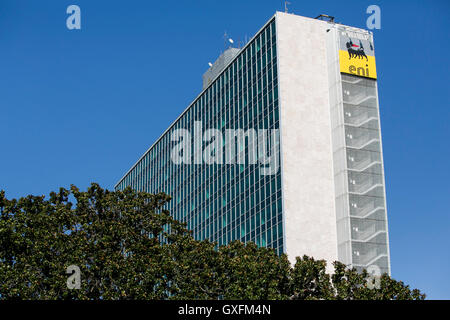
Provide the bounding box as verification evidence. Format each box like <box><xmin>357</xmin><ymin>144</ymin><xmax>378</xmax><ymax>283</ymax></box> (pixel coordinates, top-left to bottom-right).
<box><xmin>1</xmin><ymin>0</ymin><xmax>449</xmax><ymax>299</ymax></box>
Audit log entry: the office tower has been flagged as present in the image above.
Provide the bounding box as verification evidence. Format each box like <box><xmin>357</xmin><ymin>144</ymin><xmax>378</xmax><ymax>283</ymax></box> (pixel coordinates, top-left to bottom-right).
<box><xmin>116</xmin><ymin>12</ymin><xmax>390</xmax><ymax>275</ymax></box>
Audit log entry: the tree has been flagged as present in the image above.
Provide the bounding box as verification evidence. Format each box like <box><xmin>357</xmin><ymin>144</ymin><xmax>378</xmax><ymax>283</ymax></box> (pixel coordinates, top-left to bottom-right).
<box><xmin>0</xmin><ymin>184</ymin><xmax>425</xmax><ymax>300</ymax></box>
<box><xmin>289</xmin><ymin>256</ymin><xmax>425</xmax><ymax>300</ymax></box>
<box><xmin>0</xmin><ymin>184</ymin><xmax>190</xmax><ymax>299</ymax></box>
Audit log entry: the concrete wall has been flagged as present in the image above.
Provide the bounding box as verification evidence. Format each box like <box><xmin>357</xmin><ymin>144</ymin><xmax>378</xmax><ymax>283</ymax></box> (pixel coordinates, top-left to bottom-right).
<box><xmin>275</xmin><ymin>12</ymin><xmax>338</xmax><ymax>268</ymax></box>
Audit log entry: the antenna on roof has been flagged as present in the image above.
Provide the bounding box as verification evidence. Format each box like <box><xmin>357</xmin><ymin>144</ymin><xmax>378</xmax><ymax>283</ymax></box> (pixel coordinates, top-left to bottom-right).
<box><xmin>223</xmin><ymin>31</ymin><xmax>235</xmax><ymax>50</ymax></box>
<box><xmin>284</xmin><ymin>1</ymin><xmax>291</xmax><ymax>13</ymax></box>
<box><xmin>222</xmin><ymin>31</ymin><xmax>227</xmax><ymax>51</ymax></box>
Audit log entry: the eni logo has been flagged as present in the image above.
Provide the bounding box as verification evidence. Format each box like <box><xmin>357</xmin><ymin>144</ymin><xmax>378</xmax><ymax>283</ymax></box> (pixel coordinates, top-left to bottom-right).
<box><xmin>339</xmin><ymin>35</ymin><xmax>377</xmax><ymax>79</ymax></box>
<box><xmin>346</xmin><ymin>39</ymin><xmax>368</xmax><ymax>61</ymax></box>
<box><xmin>340</xmin><ymin>37</ymin><xmax>376</xmax><ymax>79</ymax></box>
<box><xmin>349</xmin><ymin>64</ymin><xmax>370</xmax><ymax>78</ymax></box>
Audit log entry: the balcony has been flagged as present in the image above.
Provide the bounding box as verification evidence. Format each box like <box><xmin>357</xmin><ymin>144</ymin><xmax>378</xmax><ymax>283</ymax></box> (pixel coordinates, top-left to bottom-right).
<box><xmin>342</xmin><ymin>80</ymin><xmax>377</xmax><ymax>106</ymax></box>
<box><xmin>348</xmin><ymin>171</ymin><xmax>383</xmax><ymax>195</ymax></box>
<box><xmin>351</xmin><ymin>219</ymin><xmax>387</xmax><ymax>242</ymax></box>
<box><xmin>346</xmin><ymin>148</ymin><xmax>382</xmax><ymax>173</ymax></box>
<box><xmin>351</xmin><ymin>242</ymin><xmax>388</xmax><ymax>267</ymax></box>
<box><xmin>349</xmin><ymin>194</ymin><xmax>385</xmax><ymax>219</ymax></box>
<box><xmin>344</xmin><ymin>104</ymin><xmax>379</xmax><ymax>129</ymax></box>
<box><xmin>345</xmin><ymin>126</ymin><xmax>380</xmax><ymax>151</ymax></box>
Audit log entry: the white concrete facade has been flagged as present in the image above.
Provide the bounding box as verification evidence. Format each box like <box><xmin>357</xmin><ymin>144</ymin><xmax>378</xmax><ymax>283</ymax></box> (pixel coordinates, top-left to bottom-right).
<box><xmin>275</xmin><ymin>12</ymin><xmax>339</xmax><ymax>268</ymax></box>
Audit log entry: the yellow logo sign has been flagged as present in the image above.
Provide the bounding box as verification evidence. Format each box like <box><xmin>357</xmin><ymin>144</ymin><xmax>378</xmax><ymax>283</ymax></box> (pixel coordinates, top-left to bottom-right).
<box><xmin>339</xmin><ymin>39</ymin><xmax>377</xmax><ymax>79</ymax></box>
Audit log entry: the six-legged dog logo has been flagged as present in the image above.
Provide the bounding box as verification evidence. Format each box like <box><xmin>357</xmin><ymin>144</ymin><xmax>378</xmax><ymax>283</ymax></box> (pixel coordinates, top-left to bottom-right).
<box><xmin>346</xmin><ymin>39</ymin><xmax>368</xmax><ymax>61</ymax></box>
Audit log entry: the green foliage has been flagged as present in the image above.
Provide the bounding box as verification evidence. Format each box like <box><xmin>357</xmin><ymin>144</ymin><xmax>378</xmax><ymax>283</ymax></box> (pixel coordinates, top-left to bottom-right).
<box><xmin>0</xmin><ymin>185</ymin><xmax>425</xmax><ymax>300</ymax></box>
<box><xmin>290</xmin><ymin>256</ymin><xmax>333</xmax><ymax>300</ymax></box>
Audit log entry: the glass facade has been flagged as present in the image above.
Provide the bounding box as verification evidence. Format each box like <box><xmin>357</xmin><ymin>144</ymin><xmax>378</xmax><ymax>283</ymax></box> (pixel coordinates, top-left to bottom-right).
<box><xmin>115</xmin><ymin>19</ymin><xmax>284</xmax><ymax>255</ymax></box>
